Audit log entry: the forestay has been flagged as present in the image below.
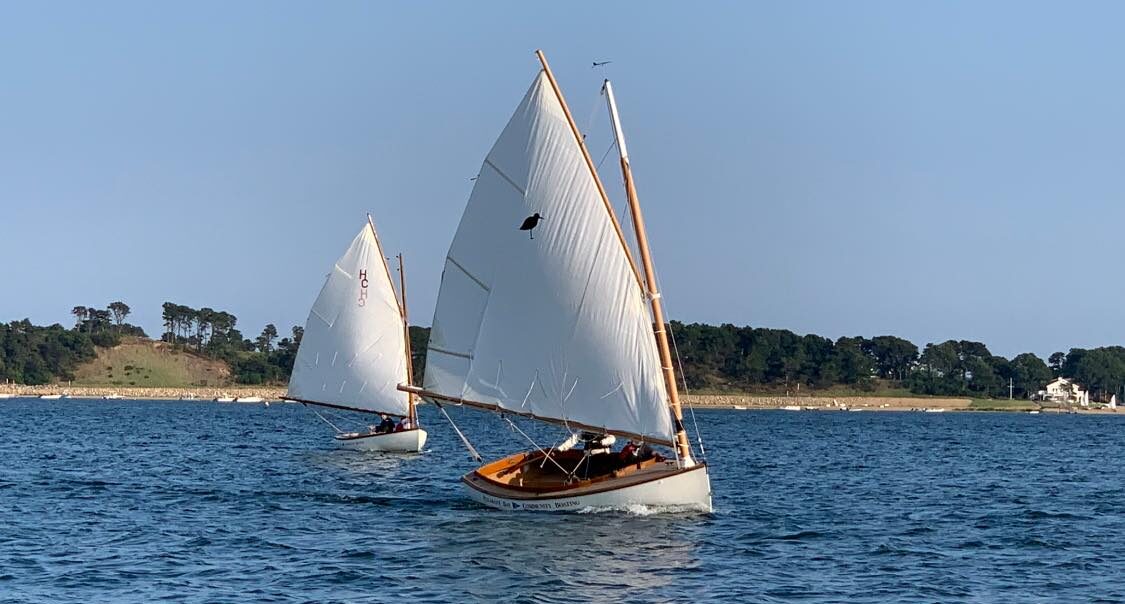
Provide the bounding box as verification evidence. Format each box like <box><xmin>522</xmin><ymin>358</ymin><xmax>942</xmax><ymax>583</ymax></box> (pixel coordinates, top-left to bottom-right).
<box><xmin>288</xmin><ymin>222</ymin><xmax>410</xmax><ymax>417</ymax></box>
<box><xmin>424</xmin><ymin>71</ymin><xmax>674</xmax><ymax>444</ymax></box>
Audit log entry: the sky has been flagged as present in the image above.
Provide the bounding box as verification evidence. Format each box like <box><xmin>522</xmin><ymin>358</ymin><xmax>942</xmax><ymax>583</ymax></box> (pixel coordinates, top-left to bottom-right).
<box><xmin>1</xmin><ymin>1</ymin><xmax>1123</xmax><ymax>359</ymax></box>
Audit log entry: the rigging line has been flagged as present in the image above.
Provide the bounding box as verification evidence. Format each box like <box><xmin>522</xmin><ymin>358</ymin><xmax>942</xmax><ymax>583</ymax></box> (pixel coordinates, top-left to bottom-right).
<box><xmin>303</xmin><ymin>403</ymin><xmax>371</xmax><ymax>432</ymax></box>
<box><xmin>539</xmin><ymin>434</ymin><xmax>572</xmax><ymax>469</ymax></box>
<box><xmin>581</xmin><ymin>87</ymin><xmax>605</xmax><ymax>147</ymax></box>
<box><xmin>307</xmin><ymin>406</ymin><xmax>346</xmax><ymax>434</ymax></box>
<box><xmin>501</xmin><ymin>415</ymin><xmax>570</xmax><ymax>475</ymax></box>
<box><xmin>656</xmin><ymin>275</ymin><xmax>707</xmax><ymax>462</ymax></box>
<box><xmin>565</xmin><ymin>451</ymin><xmax>591</xmax><ymax>482</ymax></box>
<box><xmin>596</xmin><ymin>139</ymin><xmax>618</xmax><ymax>172</ymax></box>
<box><xmin>435</xmin><ymin>402</ymin><xmax>482</xmax><ymax>462</ymax></box>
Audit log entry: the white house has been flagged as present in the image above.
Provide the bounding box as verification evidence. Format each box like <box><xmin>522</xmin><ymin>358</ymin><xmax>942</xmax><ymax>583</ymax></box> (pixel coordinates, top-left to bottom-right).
<box><xmin>1041</xmin><ymin>377</ymin><xmax>1088</xmax><ymax>404</ymax></box>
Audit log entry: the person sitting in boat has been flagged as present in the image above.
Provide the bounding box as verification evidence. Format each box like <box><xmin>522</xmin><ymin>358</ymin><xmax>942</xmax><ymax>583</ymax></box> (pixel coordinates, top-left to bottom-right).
<box><xmin>375</xmin><ymin>414</ymin><xmax>396</xmax><ymax>434</ymax></box>
<box><xmin>580</xmin><ymin>431</ymin><xmax>615</xmax><ymax>455</ymax></box>
<box><xmin>620</xmin><ymin>440</ymin><xmax>638</xmax><ymax>460</ymax></box>
<box><xmin>395</xmin><ymin>416</ymin><xmax>413</xmax><ymax>432</ymax></box>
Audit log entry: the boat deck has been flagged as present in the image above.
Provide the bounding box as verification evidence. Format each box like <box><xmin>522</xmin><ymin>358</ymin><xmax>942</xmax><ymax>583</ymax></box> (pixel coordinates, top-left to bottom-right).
<box><xmin>464</xmin><ymin>450</ymin><xmax>704</xmax><ymax>500</ymax></box>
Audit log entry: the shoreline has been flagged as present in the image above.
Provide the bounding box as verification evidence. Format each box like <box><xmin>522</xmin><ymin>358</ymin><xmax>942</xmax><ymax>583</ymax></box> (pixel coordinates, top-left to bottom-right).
<box><xmin>0</xmin><ymin>385</ymin><xmax>1119</xmax><ymax>414</ymax></box>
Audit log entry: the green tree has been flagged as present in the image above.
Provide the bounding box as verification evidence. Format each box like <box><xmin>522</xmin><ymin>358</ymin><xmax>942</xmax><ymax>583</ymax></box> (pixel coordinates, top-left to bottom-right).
<box><xmin>867</xmin><ymin>336</ymin><xmax>919</xmax><ymax>380</ymax></box>
<box><xmin>1048</xmin><ymin>351</ymin><xmax>1066</xmax><ymax>375</ymax></box>
<box><xmin>71</xmin><ymin>306</ymin><xmax>88</xmax><ymax>330</ymax></box>
<box><xmin>256</xmin><ymin>324</ymin><xmax>278</xmax><ymax>353</ymax></box>
<box><xmin>107</xmin><ymin>301</ymin><xmax>131</xmax><ymax>330</ymax></box>
<box><xmin>1009</xmin><ymin>353</ymin><xmax>1052</xmax><ymax>398</ymax></box>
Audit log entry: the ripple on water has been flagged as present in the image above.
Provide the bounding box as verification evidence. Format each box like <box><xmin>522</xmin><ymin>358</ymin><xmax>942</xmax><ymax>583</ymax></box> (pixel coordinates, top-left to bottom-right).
<box><xmin>1</xmin><ymin>400</ymin><xmax>1124</xmax><ymax>602</ymax></box>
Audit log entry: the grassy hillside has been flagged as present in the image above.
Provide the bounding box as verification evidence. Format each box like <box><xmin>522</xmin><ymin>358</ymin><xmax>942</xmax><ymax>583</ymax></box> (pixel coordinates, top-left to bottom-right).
<box><xmin>70</xmin><ymin>337</ymin><xmax>231</xmax><ymax>388</ymax></box>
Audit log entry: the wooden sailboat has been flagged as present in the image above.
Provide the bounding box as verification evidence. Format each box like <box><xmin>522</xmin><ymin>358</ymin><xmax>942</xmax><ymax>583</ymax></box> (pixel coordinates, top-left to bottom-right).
<box><xmin>286</xmin><ymin>216</ymin><xmax>426</xmax><ymax>452</ymax></box>
<box><xmin>400</xmin><ymin>51</ymin><xmax>712</xmax><ymax>511</ymax></box>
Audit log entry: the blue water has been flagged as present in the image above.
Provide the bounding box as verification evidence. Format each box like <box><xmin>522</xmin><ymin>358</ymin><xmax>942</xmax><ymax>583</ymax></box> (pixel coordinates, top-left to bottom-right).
<box><xmin>2</xmin><ymin>400</ymin><xmax>1124</xmax><ymax>603</ymax></box>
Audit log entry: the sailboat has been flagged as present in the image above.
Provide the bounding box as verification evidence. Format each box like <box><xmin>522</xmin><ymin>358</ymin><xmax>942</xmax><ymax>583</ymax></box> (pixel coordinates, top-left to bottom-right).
<box><xmin>285</xmin><ymin>217</ymin><xmax>426</xmax><ymax>452</ymax></box>
<box><xmin>400</xmin><ymin>51</ymin><xmax>712</xmax><ymax>512</ymax></box>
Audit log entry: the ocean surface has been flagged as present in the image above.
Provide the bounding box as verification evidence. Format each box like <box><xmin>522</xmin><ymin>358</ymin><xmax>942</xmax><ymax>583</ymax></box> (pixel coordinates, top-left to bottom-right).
<box><xmin>1</xmin><ymin>399</ymin><xmax>1124</xmax><ymax>603</ymax></box>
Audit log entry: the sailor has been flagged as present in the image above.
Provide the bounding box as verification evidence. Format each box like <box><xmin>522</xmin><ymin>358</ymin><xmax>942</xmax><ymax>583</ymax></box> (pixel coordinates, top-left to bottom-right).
<box><xmin>376</xmin><ymin>413</ymin><xmax>395</xmax><ymax>434</ymax></box>
<box><xmin>620</xmin><ymin>440</ymin><xmax>638</xmax><ymax>460</ymax></box>
<box><xmin>396</xmin><ymin>416</ymin><xmax>413</xmax><ymax>432</ymax></box>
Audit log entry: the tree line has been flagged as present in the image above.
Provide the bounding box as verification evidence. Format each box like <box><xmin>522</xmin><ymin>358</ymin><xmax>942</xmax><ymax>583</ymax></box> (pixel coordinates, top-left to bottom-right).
<box><xmin>7</xmin><ymin>304</ymin><xmax>1125</xmax><ymax>399</ymax></box>
<box><xmin>2</xmin><ymin>301</ymin><xmax>148</xmax><ymax>384</ymax></box>
<box><xmin>667</xmin><ymin>322</ymin><xmax>1125</xmax><ymax>401</ymax></box>
<box><xmin>160</xmin><ymin>302</ymin><xmax>303</xmax><ymax>384</ymax></box>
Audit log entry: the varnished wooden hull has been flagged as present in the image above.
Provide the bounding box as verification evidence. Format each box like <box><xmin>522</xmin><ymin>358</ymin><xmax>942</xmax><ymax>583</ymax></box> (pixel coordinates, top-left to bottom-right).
<box><xmin>462</xmin><ymin>450</ymin><xmax>712</xmax><ymax>513</ymax></box>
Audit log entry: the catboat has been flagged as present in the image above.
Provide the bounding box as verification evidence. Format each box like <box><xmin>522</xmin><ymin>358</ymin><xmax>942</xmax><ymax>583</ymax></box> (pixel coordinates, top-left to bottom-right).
<box><xmin>401</xmin><ymin>51</ymin><xmax>711</xmax><ymax>512</ymax></box>
<box><xmin>285</xmin><ymin>217</ymin><xmax>426</xmax><ymax>453</ymax></box>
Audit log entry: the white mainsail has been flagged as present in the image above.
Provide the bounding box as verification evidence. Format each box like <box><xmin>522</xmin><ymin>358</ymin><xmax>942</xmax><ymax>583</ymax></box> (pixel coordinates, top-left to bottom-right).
<box><xmin>423</xmin><ymin>71</ymin><xmax>674</xmax><ymax>445</ymax></box>
<box><xmin>288</xmin><ymin>221</ymin><xmax>411</xmax><ymax>417</ymax></box>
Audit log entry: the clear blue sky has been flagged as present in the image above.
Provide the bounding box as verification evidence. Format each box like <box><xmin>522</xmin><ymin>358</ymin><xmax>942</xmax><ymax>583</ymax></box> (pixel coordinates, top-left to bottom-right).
<box><xmin>2</xmin><ymin>2</ymin><xmax>1123</xmax><ymax>359</ymax></box>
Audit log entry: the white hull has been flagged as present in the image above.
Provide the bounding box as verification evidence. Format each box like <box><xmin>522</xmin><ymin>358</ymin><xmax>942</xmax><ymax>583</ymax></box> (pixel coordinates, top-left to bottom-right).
<box><xmin>0</xmin><ymin>394</ymin><xmax>13</xmax><ymax>399</ymax></box>
<box><xmin>335</xmin><ymin>428</ymin><xmax>427</xmax><ymax>452</ymax></box>
<box><xmin>234</xmin><ymin>396</ymin><xmax>264</xmax><ymax>403</ymax></box>
<box><xmin>464</xmin><ymin>462</ymin><xmax>712</xmax><ymax>513</ymax></box>
<box><xmin>39</xmin><ymin>394</ymin><xmax>63</xmax><ymax>400</ymax></box>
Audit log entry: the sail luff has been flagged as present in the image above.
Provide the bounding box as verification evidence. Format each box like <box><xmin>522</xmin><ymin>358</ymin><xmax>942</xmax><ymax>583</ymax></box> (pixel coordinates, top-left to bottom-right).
<box><xmin>534</xmin><ymin>50</ymin><xmax>644</xmax><ymax>290</ymax></box>
<box><xmin>603</xmin><ymin>79</ymin><xmax>694</xmax><ymax>464</ymax></box>
<box><xmin>366</xmin><ymin>213</ymin><xmax>416</xmax><ymax>422</ymax></box>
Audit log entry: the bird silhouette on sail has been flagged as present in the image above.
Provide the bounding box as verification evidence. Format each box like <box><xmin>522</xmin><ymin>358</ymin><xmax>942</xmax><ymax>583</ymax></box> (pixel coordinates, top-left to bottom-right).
<box><xmin>519</xmin><ymin>212</ymin><xmax>544</xmax><ymax>239</ymax></box>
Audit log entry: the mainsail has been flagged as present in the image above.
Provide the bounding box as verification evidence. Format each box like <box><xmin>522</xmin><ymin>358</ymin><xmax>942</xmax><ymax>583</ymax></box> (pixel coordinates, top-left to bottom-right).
<box><xmin>422</xmin><ymin>71</ymin><xmax>675</xmax><ymax>445</ymax></box>
<box><xmin>288</xmin><ymin>220</ymin><xmax>410</xmax><ymax>417</ymax></box>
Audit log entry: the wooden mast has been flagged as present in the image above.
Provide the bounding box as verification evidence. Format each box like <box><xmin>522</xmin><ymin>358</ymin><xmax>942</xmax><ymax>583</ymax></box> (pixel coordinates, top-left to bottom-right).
<box><xmin>602</xmin><ymin>79</ymin><xmax>694</xmax><ymax>464</ymax></box>
<box><xmin>534</xmin><ymin>50</ymin><xmax>644</xmax><ymax>291</ymax></box>
<box><xmin>397</xmin><ymin>253</ymin><xmax>417</xmax><ymax>426</ymax></box>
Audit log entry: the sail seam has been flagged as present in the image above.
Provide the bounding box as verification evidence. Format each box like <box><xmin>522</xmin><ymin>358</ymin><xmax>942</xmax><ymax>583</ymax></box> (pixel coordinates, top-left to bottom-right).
<box><xmin>483</xmin><ymin>158</ymin><xmax>526</xmax><ymax>196</ymax></box>
<box><xmin>446</xmin><ymin>256</ymin><xmax>490</xmax><ymax>292</ymax></box>
<box><xmin>428</xmin><ymin>345</ymin><xmax>472</xmax><ymax>360</ymax></box>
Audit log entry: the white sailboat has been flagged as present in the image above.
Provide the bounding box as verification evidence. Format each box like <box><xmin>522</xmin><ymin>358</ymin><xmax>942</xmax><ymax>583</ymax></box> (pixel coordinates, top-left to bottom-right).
<box><xmin>285</xmin><ymin>217</ymin><xmax>426</xmax><ymax>452</ymax></box>
<box><xmin>401</xmin><ymin>51</ymin><xmax>711</xmax><ymax>512</ymax></box>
